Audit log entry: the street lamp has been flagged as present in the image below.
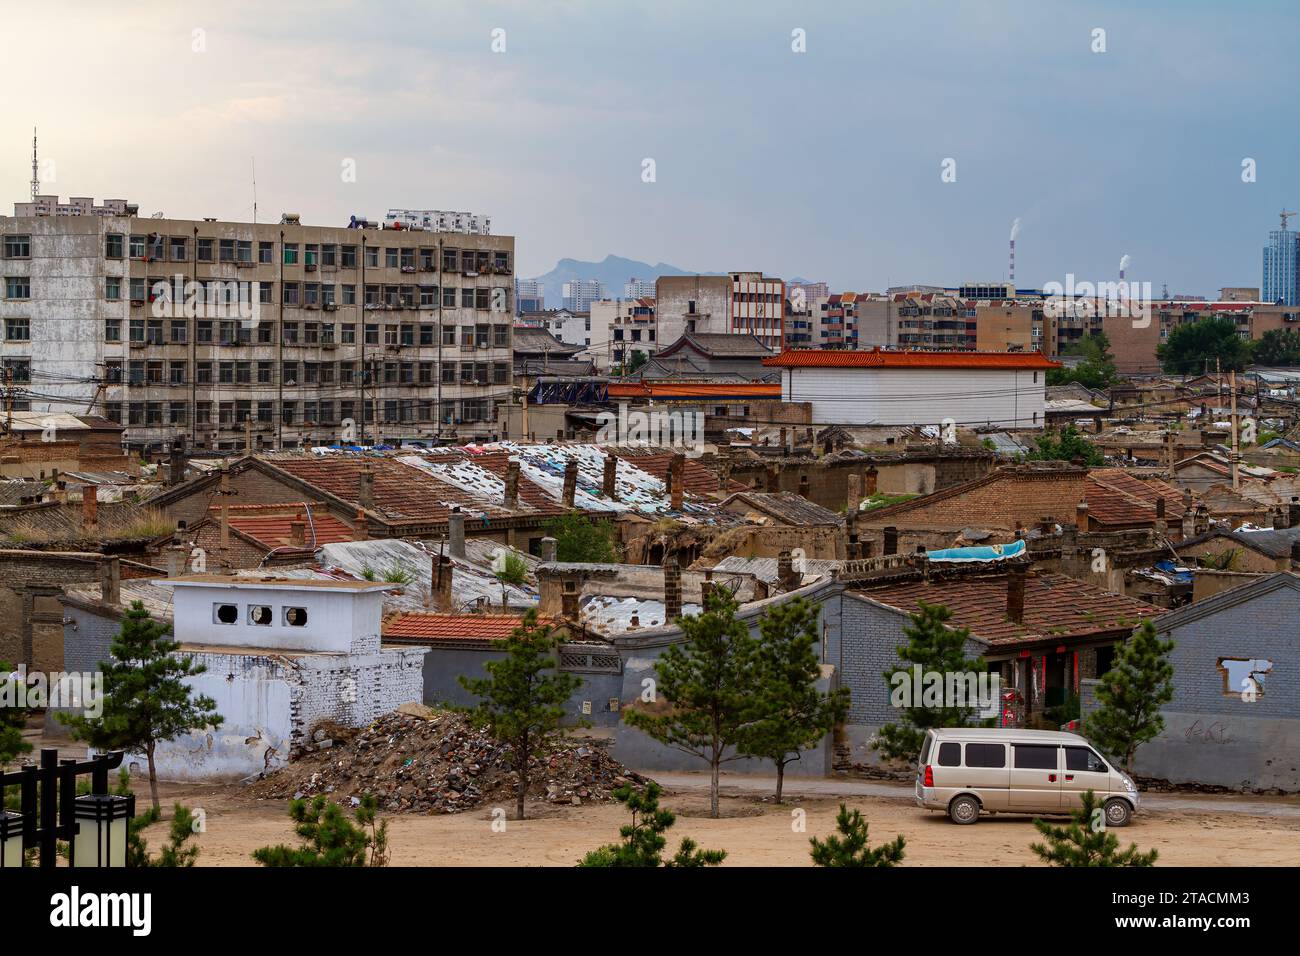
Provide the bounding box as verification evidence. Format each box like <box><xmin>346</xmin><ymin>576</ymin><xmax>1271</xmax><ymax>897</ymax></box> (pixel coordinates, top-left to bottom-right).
<box><xmin>71</xmin><ymin>793</ymin><xmax>135</xmax><ymax>868</ymax></box>
<box><xmin>0</xmin><ymin>810</ymin><xmax>23</xmax><ymax>868</ymax></box>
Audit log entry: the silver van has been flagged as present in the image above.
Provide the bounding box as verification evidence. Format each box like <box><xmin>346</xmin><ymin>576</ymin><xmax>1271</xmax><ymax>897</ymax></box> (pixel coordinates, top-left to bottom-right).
<box><xmin>915</xmin><ymin>728</ymin><xmax>1139</xmax><ymax>826</ymax></box>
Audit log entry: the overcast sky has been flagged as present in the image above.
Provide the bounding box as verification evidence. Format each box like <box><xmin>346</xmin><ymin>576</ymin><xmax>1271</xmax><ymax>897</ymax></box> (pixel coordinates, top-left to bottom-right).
<box><xmin>2</xmin><ymin>0</ymin><xmax>1294</xmax><ymax>295</ymax></box>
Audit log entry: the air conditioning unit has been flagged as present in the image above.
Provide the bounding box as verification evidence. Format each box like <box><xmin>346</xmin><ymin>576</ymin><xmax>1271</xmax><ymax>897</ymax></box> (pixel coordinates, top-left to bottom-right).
<box><xmin>323</xmin><ymin>302</ymin><xmax>337</xmax><ymax>311</ymax></box>
<box><xmin>401</xmin><ymin>266</ymin><xmax>416</xmax><ymax>274</ymax></box>
<box><xmin>236</xmin><ymin>261</ymin><xmax>254</xmax><ymax>269</ymax></box>
<box><xmin>306</xmin><ymin>263</ymin><xmax>317</xmax><ymax>272</ymax></box>
<box><xmin>323</xmin><ymin>342</ymin><xmax>337</xmax><ymax>350</ymax></box>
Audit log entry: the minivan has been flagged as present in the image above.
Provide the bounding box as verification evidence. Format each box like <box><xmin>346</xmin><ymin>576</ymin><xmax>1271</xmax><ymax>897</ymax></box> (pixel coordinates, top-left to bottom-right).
<box><xmin>915</xmin><ymin>728</ymin><xmax>1139</xmax><ymax>826</ymax></box>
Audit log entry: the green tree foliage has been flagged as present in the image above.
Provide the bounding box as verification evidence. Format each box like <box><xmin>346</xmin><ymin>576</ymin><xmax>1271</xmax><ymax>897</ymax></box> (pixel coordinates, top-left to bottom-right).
<box><xmin>623</xmin><ymin>588</ymin><xmax>760</xmax><ymax>818</ymax></box>
<box><xmin>1157</xmin><ymin>316</ymin><xmax>1251</xmax><ymax>375</ymax></box>
<box><xmin>1026</xmin><ymin>424</ymin><xmax>1104</xmax><ymax>466</ymax></box>
<box><xmin>458</xmin><ymin>610</ymin><xmax>582</xmax><ymax>820</ymax></box>
<box><xmin>0</xmin><ymin>660</ymin><xmax>32</xmax><ymax>766</ymax></box>
<box><xmin>66</xmin><ymin>602</ymin><xmax>223</xmax><ymax>812</ymax></box>
<box><xmin>809</xmin><ymin>804</ymin><xmax>906</xmax><ymax>867</ymax></box>
<box><xmin>544</xmin><ymin>512</ymin><xmax>617</xmax><ymax>562</ymax></box>
<box><xmin>494</xmin><ymin>551</ymin><xmax>529</xmax><ymax>608</ymax></box>
<box><xmin>875</xmin><ymin>602</ymin><xmax>987</xmax><ymax>762</ymax></box>
<box><xmin>741</xmin><ymin>597</ymin><xmax>849</xmax><ymax>802</ymax></box>
<box><xmin>252</xmin><ymin>794</ymin><xmax>387</xmax><ymax>867</ymax></box>
<box><xmin>578</xmin><ymin>782</ymin><xmax>725</xmax><ymax>867</ymax></box>
<box><xmin>1087</xmin><ymin>620</ymin><xmax>1174</xmax><ymax>774</ymax></box>
<box><xmin>1046</xmin><ymin>332</ymin><xmax>1119</xmax><ymax>390</ymax></box>
<box><xmin>1030</xmin><ymin>790</ymin><xmax>1157</xmax><ymax>866</ymax></box>
<box><xmin>1252</xmin><ymin>328</ymin><xmax>1300</xmax><ymax>367</ymax></box>
<box><xmin>129</xmin><ymin>802</ymin><xmax>202</xmax><ymax>868</ymax></box>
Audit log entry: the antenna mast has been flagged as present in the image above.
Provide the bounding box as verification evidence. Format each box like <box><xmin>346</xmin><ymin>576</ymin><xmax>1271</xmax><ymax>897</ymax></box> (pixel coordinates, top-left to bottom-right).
<box><xmin>30</xmin><ymin>128</ymin><xmax>39</xmax><ymax>201</ymax></box>
<box><xmin>252</xmin><ymin>157</ymin><xmax>258</xmax><ymax>224</ymax></box>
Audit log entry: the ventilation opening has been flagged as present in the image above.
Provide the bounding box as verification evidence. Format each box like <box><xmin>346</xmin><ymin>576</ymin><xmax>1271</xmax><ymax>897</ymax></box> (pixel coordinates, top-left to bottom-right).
<box><xmin>249</xmin><ymin>605</ymin><xmax>273</xmax><ymax>626</ymax></box>
<box><xmin>284</xmin><ymin>606</ymin><xmax>309</xmax><ymax>627</ymax></box>
<box><xmin>214</xmin><ymin>604</ymin><xmax>239</xmax><ymax>625</ymax></box>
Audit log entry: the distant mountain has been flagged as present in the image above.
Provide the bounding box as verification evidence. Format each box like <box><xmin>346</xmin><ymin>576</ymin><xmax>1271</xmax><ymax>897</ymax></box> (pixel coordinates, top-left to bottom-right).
<box><xmin>525</xmin><ymin>255</ymin><xmax>724</xmax><ymax>304</ymax></box>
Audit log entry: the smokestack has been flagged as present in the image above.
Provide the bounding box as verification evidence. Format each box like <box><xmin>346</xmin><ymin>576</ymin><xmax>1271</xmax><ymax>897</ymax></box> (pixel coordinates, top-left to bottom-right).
<box><xmin>1009</xmin><ymin>218</ymin><xmax>1020</xmax><ymax>286</ymax></box>
<box><xmin>663</xmin><ymin>556</ymin><xmax>682</xmax><ymax>622</ymax></box>
<box><xmin>540</xmin><ymin>536</ymin><xmax>557</xmax><ymax>563</ymax></box>
<box><xmin>1006</xmin><ymin>566</ymin><xmax>1026</xmax><ymax>624</ymax></box>
<box><xmin>777</xmin><ymin>549</ymin><xmax>800</xmax><ymax>591</ymax></box>
<box><xmin>358</xmin><ymin>466</ymin><xmax>375</xmax><ymax>511</ymax></box>
<box><xmin>99</xmin><ymin>556</ymin><xmax>120</xmax><ymax>606</ymax></box>
<box><xmin>82</xmin><ymin>484</ymin><xmax>98</xmax><ymax>534</ymax></box>
<box><xmin>670</xmin><ymin>453</ymin><xmax>685</xmax><ymax>511</ymax></box>
<box><xmin>447</xmin><ymin>507</ymin><xmax>466</xmax><ymax>559</ymax></box>
<box><xmin>562</xmin><ymin>460</ymin><xmax>578</xmax><ymax>509</ymax></box>
<box><xmin>603</xmin><ymin>453</ymin><xmax>618</xmax><ymax>500</ymax></box>
<box><xmin>504</xmin><ymin>459</ymin><xmax>520</xmax><ymax>510</ymax></box>
<box><xmin>883</xmin><ymin>526</ymin><xmax>898</xmax><ymax>556</ymax></box>
<box><xmin>1119</xmin><ymin>254</ymin><xmax>1130</xmax><ymax>283</ymax></box>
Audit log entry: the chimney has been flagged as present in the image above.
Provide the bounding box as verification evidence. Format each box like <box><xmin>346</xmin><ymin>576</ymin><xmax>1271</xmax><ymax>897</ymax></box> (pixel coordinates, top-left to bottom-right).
<box><xmin>699</xmin><ymin>579</ymin><xmax>716</xmax><ymax>610</ymax></box>
<box><xmin>603</xmin><ymin>453</ymin><xmax>618</xmax><ymax>500</ymax></box>
<box><xmin>219</xmin><ymin>463</ymin><xmax>231</xmax><ymax>549</ymax></box>
<box><xmin>447</xmin><ymin>506</ymin><xmax>466</xmax><ymax>559</ymax></box>
<box><xmin>1075</xmin><ymin>501</ymin><xmax>1089</xmax><ymax>532</ymax></box>
<box><xmin>663</xmin><ymin>556</ymin><xmax>682</xmax><ymax>622</ymax></box>
<box><xmin>504</xmin><ymin>459</ymin><xmax>520</xmax><ymax>510</ymax></box>
<box><xmin>354</xmin><ymin>509</ymin><xmax>369</xmax><ymax>540</ymax></box>
<box><xmin>846</xmin><ymin>473</ymin><xmax>862</xmax><ymax>514</ymax></box>
<box><xmin>864</xmin><ymin>466</ymin><xmax>878</xmax><ymax>497</ymax></box>
<box><xmin>883</xmin><ymin>526</ymin><xmax>898</xmax><ymax>556</ymax></box>
<box><xmin>168</xmin><ymin>437</ymin><xmax>187</xmax><ymax>487</ymax></box>
<box><xmin>752</xmin><ymin>577</ymin><xmax>769</xmax><ymax>600</ymax></box>
<box><xmin>670</xmin><ymin>453</ymin><xmax>685</xmax><ymax>511</ymax></box>
<box><xmin>798</xmin><ymin>474</ymin><xmax>810</xmax><ymax>499</ymax></box>
<box><xmin>99</xmin><ymin>556</ymin><xmax>120</xmax><ymax>606</ymax></box>
<box><xmin>540</xmin><ymin>536</ymin><xmax>557</xmax><ymax>563</ymax></box>
<box><xmin>1156</xmin><ymin>498</ymin><xmax>1166</xmax><ymax>519</ymax></box>
<box><xmin>845</xmin><ymin>507</ymin><xmax>859</xmax><ymax>560</ymax></box>
<box><xmin>432</xmin><ymin>555</ymin><xmax>454</xmax><ymax>610</ymax></box>
<box><xmin>82</xmin><ymin>484</ymin><xmax>98</xmax><ymax>534</ymax></box>
<box><xmin>777</xmin><ymin>549</ymin><xmax>801</xmax><ymax>591</ymax></box>
<box><xmin>358</xmin><ymin>466</ymin><xmax>375</xmax><ymax>511</ymax></box>
<box><xmin>1290</xmin><ymin>496</ymin><xmax>1300</xmax><ymax>529</ymax></box>
<box><xmin>765</xmin><ymin>464</ymin><xmax>780</xmax><ymax>492</ymax></box>
<box><xmin>562</xmin><ymin>459</ymin><xmax>578</xmax><ymax>509</ymax></box>
<box><xmin>1006</xmin><ymin>566</ymin><xmax>1026</xmax><ymax>624</ymax></box>
<box><xmin>289</xmin><ymin>514</ymin><xmax>307</xmax><ymax>548</ymax></box>
<box><xmin>1038</xmin><ymin>515</ymin><xmax>1054</xmax><ymax>536</ymax></box>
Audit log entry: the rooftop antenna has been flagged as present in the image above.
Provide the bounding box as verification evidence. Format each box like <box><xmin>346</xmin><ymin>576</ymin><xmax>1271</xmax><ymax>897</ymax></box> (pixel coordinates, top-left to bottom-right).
<box><xmin>30</xmin><ymin>127</ymin><xmax>39</xmax><ymax>201</ymax></box>
<box><xmin>252</xmin><ymin>157</ymin><xmax>258</xmax><ymax>224</ymax></box>
<box><xmin>1281</xmin><ymin>209</ymin><xmax>1296</xmax><ymax>231</ymax></box>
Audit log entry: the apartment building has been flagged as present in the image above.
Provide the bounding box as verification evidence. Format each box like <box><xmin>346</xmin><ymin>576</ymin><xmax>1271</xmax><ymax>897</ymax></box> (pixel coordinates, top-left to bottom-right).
<box><xmin>1103</xmin><ymin>299</ymin><xmax>1300</xmax><ymax>374</ymax></box>
<box><xmin>655</xmin><ymin>272</ymin><xmax>785</xmax><ymax>351</ymax></box>
<box><xmin>593</xmin><ymin>297</ymin><xmax>657</xmax><ymax>371</ymax></box>
<box><xmin>0</xmin><ymin>209</ymin><xmax>515</xmax><ymax>451</ymax></box>
<box><xmin>14</xmin><ymin>195</ymin><xmax>139</xmax><ymax>218</ymax></box>
<box><xmin>562</xmin><ymin>279</ymin><xmax>605</xmax><ymax>313</ymax></box>
<box><xmin>514</xmin><ymin>278</ymin><xmax>545</xmax><ymax>314</ymax></box>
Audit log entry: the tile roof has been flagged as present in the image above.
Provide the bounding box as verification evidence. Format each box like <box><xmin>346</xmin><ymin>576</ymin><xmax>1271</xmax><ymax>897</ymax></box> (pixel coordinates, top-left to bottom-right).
<box><xmin>383</xmin><ymin>613</ymin><xmax>558</xmax><ymax>642</ymax></box>
<box><xmin>224</xmin><ymin>511</ymin><xmax>357</xmax><ymax>550</ymax></box>
<box><xmin>1085</xmin><ymin>470</ymin><xmax>1187</xmax><ymax>525</ymax></box>
<box><xmin>763</xmin><ymin>348</ymin><xmax>1059</xmax><ymax>370</ymax></box>
<box><xmin>719</xmin><ymin>491</ymin><xmax>843</xmax><ymax>526</ymax></box>
<box><xmin>607</xmin><ymin>382</ymin><xmax>781</xmax><ymax>400</ymax></box>
<box><xmin>856</xmin><ymin>571</ymin><xmax>1162</xmax><ymax>647</ymax></box>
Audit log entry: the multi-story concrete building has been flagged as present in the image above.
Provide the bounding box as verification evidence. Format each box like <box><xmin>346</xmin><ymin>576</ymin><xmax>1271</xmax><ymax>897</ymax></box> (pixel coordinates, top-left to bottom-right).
<box><xmin>1103</xmin><ymin>299</ymin><xmax>1300</xmax><ymax>375</ymax></box>
<box><xmin>514</xmin><ymin>278</ymin><xmax>544</xmax><ymax>314</ymax></box>
<box><xmin>1263</xmin><ymin>219</ymin><xmax>1299</xmax><ymax>305</ymax></box>
<box><xmin>14</xmin><ymin>195</ymin><xmax>140</xmax><ymax>218</ymax></box>
<box><xmin>0</xmin><ymin>207</ymin><xmax>515</xmax><ymax>452</ymax></box>
<box><xmin>592</xmin><ymin>298</ymin><xmax>656</xmax><ymax>371</ymax></box>
<box><xmin>562</xmin><ymin>279</ymin><xmax>605</xmax><ymax>313</ymax></box>
<box><xmin>655</xmin><ymin>272</ymin><xmax>785</xmax><ymax>351</ymax></box>
<box><xmin>623</xmin><ymin>277</ymin><xmax>657</xmax><ymax>299</ymax></box>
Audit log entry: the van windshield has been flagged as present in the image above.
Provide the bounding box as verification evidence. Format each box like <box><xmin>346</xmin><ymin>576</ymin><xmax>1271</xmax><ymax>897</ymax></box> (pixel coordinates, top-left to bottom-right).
<box><xmin>920</xmin><ymin>734</ymin><xmax>933</xmax><ymax>765</ymax></box>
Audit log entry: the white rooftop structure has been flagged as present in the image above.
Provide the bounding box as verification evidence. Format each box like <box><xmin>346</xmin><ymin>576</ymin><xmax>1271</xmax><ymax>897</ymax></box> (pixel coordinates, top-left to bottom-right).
<box><xmin>383</xmin><ymin>208</ymin><xmax>491</xmax><ymax>234</ymax></box>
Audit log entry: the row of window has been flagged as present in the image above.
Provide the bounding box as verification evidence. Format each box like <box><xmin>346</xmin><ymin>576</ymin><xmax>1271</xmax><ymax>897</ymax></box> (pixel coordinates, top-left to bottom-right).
<box><xmin>2</xmin><ymin>233</ymin><xmax>511</xmax><ymax>274</ymax></box>
<box><xmin>105</xmin><ymin>397</ymin><xmax>500</xmax><ymax>427</ymax></box>
<box><xmin>105</xmin><ymin>359</ymin><xmax>510</xmax><ymax>387</ymax></box>
<box><xmin>931</xmin><ymin>742</ymin><xmax>1109</xmax><ymax>773</ymax></box>
<box><xmin>102</xmin><ymin>318</ymin><xmax>510</xmax><ymax>348</ymax></box>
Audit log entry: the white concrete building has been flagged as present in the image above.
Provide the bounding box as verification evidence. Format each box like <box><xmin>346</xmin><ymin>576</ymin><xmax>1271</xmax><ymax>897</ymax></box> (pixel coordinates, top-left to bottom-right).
<box><xmin>151</xmin><ymin>576</ymin><xmax>426</xmax><ymax>781</ymax></box>
<box><xmin>383</xmin><ymin>208</ymin><xmax>491</xmax><ymax>234</ymax></box>
<box><xmin>763</xmin><ymin>348</ymin><xmax>1057</xmax><ymax>428</ymax></box>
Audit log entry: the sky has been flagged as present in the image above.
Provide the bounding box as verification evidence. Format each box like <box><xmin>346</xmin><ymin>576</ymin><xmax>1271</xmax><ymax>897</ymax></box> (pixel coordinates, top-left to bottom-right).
<box><xmin>2</xmin><ymin>0</ymin><xmax>1296</xmax><ymax>296</ymax></box>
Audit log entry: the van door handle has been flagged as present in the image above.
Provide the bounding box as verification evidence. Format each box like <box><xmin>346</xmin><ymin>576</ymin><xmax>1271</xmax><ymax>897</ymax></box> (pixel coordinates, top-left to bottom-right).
<box><xmin>1065</xmin><ymin>774</ymin><xmax>1075</xmax><ymax>781</ymax></box>
<box><xmin>1048</xmin><ymin>774</ymin><xmax>1057</xmax><ymax>782</ymax></box>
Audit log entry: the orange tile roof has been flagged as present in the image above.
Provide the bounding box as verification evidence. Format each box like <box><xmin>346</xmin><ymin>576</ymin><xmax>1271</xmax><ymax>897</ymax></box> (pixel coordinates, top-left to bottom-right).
<box><xmin>384</xmin><ymin>613</ymin><xmax>560</xmax><ymax>642</ymax></box>
<box><xmin>763</xmin><ymin>348</ymin><xmax>1059</xmax><ymax>370</ymax></box>
<box><xmin>227</xmin><ymin>513</ymin><xmax>357</xmax><ymax>549</ymax></box>
<box><xmin>607</xmin><ymin>382</ymin><xmax>781</xmax><ymax>400</ymax></box>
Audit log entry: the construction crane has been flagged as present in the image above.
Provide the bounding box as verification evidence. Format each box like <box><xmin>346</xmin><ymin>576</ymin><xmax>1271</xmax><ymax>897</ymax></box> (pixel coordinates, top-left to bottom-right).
<box><xmin>1282</xmin><ymin>209</ymin><xmax>1297</xmax><ymax>231</ymax></box>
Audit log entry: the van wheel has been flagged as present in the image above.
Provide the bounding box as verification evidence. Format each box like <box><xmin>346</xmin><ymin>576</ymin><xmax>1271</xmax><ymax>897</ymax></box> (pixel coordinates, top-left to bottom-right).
<box><xmin>948</xmin><ymin>795</ymin><xmax>981</xmax><ymax>825</ymax></box>
<box><xmin>1103</xmin><ymin>798</ymin><xmax>1132</xmax><ymax>828</ymax></box>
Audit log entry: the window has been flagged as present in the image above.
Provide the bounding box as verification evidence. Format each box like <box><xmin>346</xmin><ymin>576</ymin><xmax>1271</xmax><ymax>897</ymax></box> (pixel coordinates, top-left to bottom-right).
<box><xmin>1217</xmin><ymin>657</ymin><xmax>1273</xmax><ymax>698</ymax></box>
<box><xmin>5</xmin><ymin>318</ymin><xmax>30</xmax><ymax>342</ymax></box>
<box><xmin>259</xmin><ymin>241</ymin><xmax>274</xmax><ymax>264</ymax></box>
<box><xmin>128</xmin><ymin>235</ymin><xmax>146</xmax><ymax>258</ymax></box>
<box><xmin>105</xmin><ymin>276</ymin><xmax>122</xmax><ymax>301</ymax></box>
<box><xmin>249</xmin><ymin>605</ymin><xmax>273</xmax><ymax>626</ymax></box>
<box><xmin>5</xmin><ymin>277</ymin><xmax>31</xmax><ymax>300</ymax></box>
<box><xmin>965</xmin><ymin>743</ymin><xmax>1006</xmax><ymax>768</ymax></box>
<box><xmin>1013</xmin><ymin>744</ymin><xmax>1058</xmax><ymax>770</ymax></box>
<box><xmin>284</xmin><ymin>243</ymin><xmax>299</xmax><ymax>265</ymax></box>
<box><xmin>105</xmin><ymin>234</ymin><xmax>124</xmax><ymax>258</ymax></box>
<box><xmin>214</xmin><ymin>604</ymin><xmax>239</xmax><ymax>625</ymax></box>
<box><xmin>936</xmin><ymin>742</ymin><xmax>961</xmax><ymax>767</ymax></box>
<box><xmin>1063</xmin><ymin>747</ymin><xmax>1107</xmax><ymax>773</ymax></box>
<box><xmin>3</xmin><ymin>235</ymin><xmax>31</xmax><ymax>258</ymax></box>
<box><xmin>197</xmin><ymin>238</ymin><xmax>214</xmax><ymax>262</ymax></box>
<box><xmin>105</xmin><ymin>319</ymin><xmax>122</xmax><ymax>343</ymax></box>
<box><xmin>284</xmin><ymin>606</ymin><xmax>308</xmax><ymax>626</ymax></box>
<box><xmin>170</xmin><ymin>237</ymin><xmax>188</xmax><ymax>262</ymax></box>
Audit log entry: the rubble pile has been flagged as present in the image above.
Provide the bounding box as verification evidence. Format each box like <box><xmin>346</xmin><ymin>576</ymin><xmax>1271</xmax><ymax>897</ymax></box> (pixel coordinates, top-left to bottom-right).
<box><xmin>248</xmin><ymin>706</ymin><xmax>648</xmax><ymax>813</ymax></box>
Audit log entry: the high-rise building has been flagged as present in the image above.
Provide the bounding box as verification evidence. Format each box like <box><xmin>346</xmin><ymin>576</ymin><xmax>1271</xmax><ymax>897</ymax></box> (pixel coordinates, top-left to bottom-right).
<box><xmin>1263</xmin><ymin>224</ymin><xmax>1300</xmax><ymax>305</ymax></box>
<box><xmin>515</xmin><ymin>278</ymin><xmax>544</xmax><ymax>314</ymax></box>
<box><xmin>562</xmin><ymin>279</ymin><xmax>604</xmax><ymax>312</ymax></box>
<box><xmin>0</xmin><ymin>207</ymin><xmax>515</xmax><ymax>450</ymax></box>
<box><xmin>623</xmin><ymin>277</ymin><xmax>657</xmax><ymax>299</ymax></box>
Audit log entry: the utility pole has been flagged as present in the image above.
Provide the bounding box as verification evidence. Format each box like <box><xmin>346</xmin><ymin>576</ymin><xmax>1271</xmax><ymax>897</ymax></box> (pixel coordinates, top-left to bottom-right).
<box><xmin>1230</xmin><ymin>367</ymin><xmax>1240</xmax><ymax>491</ymax></box>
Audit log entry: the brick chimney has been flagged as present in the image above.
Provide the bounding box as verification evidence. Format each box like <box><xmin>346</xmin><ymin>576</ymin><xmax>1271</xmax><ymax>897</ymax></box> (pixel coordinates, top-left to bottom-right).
<box><xmin>777</xmin><ymin>549</ymin><xmax>800</xmax><ymax>591</ymax></box>
<box><xmin>431</xmin><ymin>554</ymin><xmax>454</xmax><ymax>611</ymax></box>
<box><xmin>562</xmin><ymin>460</ymin><xmax>578</xmax><ymax>509</ymax></box>
<box><xmin>168</xmin><ymin>437</ymin><xmax>187</xmax><ymax>487</ymax></box>
<box><xmin>82</xmin><ymin>484</ymin><xmax>98</xmax><ymax>534</ymax></box>
<box><xmin>603</xmin><ymin>453</ymin><xmax>618</xmax><ymax>500</ymax></box>
<box><xmin>670</xmin><ymin>453</ymin><xmax>685</xmax><ymax>511</ymax></box>
<box><xmin>1075</xmin><ymin>501</ymin><xmax>1089</xmax><ymax>532</ymax></box>
<box><xmin>447</xmin><ymin>506</ymin><xmax>466</xmax><ymax>559</ymax></box>
<box><xmin>504</xmin><ymin>459</ymin><xmax>520</xmax><ymax>510</ymax></box>
<box><xmin>846</xmin><ymin>473</ymin><xmax>862</xmax><ymax>514</ymax></box>
<box><xmin>1006</xmin><ymin>565</ymin><xmax>1027</xmax><ymax>624</ymax></box>
<box><xmin>752</xmin><ymin>577</ymin><xmax>769</xmax><ymax>600</ymax></box>
<box><xmin>883</xmin><ymin>525</ymin><xmax>898</xmax><ymax>556</ymax></box>
<box><xmin>358</xmin><ymin>466</ymin><xmax>375</xmax><ymax>511</ymax></box>
<box><xmin>540</xmin><ymin>536</ymin><xmax>557</xmax><ymax>563</ymax></box>
<box><xmin>663</xmin><ymin>556</ymin><xmax>682</xmax><ymax>622</ymax></box>
<box><xmin>289</xmin><ymin>514</ymin><xmax>307</xmax><ymax>547</ymax></box>
<box><xmin>354</xmin><ymin>509</ymin><xmax>369</xmax><ymax>540</ymax></box>
<box><xmin>765</xmin><ymin>464</ymin><xmax>780</xmax><ymax>492</ymax></box>
<box><xmin>1038</xmin><ymin>515</ymin><xmax>1054</xmax><ymax>536</ymax></box>
<box><xmin>845</xmin><ymin>506</ymin><xmax>859</xmax><ymax>560</ymax></box>
<box><xmin>864</xmin><ymin>466</ymin><xmax>878</xmax><ymax>497</ymax></box>
<box><xmin>99</xmin><ymin>556</ymin><xmax>120</xmax><ymax>606</ymax></box>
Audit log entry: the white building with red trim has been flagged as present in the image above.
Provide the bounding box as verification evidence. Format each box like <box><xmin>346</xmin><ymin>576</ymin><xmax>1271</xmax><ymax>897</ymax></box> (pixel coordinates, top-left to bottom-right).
<box><xmin>762</xmin><ymin>348</ymin><xmax>1059</xmax><ymax>428</ymax></box>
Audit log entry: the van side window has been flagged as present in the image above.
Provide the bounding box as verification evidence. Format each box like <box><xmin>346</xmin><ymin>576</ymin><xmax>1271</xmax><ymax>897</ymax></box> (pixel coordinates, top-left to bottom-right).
<box><xmin>937</xmin><ymin>742</ymin><xmax>961</xmax><ymax>766</ymax></box>
<box><xmin>920</xmin><ymin>735</ymin><xmax>932</xmax><ymax>764</ymax></box>
<box><xmin>965</xmin><ymin>743</ymin><xmax>1006</xmax><ymax>768</ymax></box>
<box><xmin>1013</xmin><ymin>744</ymin><xmax>1058</xmax><ymax>770</ymax></box>
<box><xmin>1064</xmin><ymin>747</ymin><xmax>1107</xmax><ymax>773</ymax></box>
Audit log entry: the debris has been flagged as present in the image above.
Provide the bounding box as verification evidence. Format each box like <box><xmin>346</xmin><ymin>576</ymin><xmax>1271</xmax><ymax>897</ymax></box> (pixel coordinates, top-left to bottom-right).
<box><xmin>248</xmin><ymin>708</ymin><xmax>649</xmax><ymax>813</ymax></box>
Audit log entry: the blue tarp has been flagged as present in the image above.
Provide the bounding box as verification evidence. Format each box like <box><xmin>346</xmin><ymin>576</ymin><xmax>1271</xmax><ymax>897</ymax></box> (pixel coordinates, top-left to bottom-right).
<box><xmin>927</xmin><ymin>539</ymin><xmax>1028</xmax><ymax>563</ymax></box>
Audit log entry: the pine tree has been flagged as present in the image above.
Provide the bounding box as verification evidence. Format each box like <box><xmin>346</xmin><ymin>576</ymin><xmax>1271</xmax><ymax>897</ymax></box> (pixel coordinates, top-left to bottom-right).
<box><xmin>623</xmin><ymin>588</ymin><xmax>760</xmax><ymax>818</ymax></box>
<box><xmin>1087</xmin><ymin>619</ymin><xmax>1174</xmax><ymax>774</ymax></box>
<box><xmin>809</xmin><ymin>804</ymin><xmax>906</xmax><ymax>867</ymax></box>
<box><xmin>130</xmin><ymin>802</ymin><xmax>202</xmax><ymax>868</ymax></box>
<box><xmin>578</xmin><ymin>781</ymin><xmax>725</xmax><ymax>867</ymax></box>
<box><xmin>0</xmin><ymin>660</ymin><xmax>32</xmax><ymax>766</ymax></box>
<box><xmin>875</xmin><ymin>601</ymin><xmax>987</xmax><ymax>762</ymax></box>
<box><xmin>1030</xmin><ymin>791</ymin><xmax>1157</xmax><ymax>867</ymax></box>
<box><xmin>252</xmin><ymin>795</ymin><xmax>385</xmax><ymax>867</ymax></box>
<box><xmin>494</xmin><ymin>552</ymin><xmax>529</xmax><ymax>609</ymax></box>
<box><xmin>459</xmin><ymin>609</ymin><xmax>582</xmax><ymax>820</ymax></box>
<box><xmin>741</xmin><ymin>597</ymin><xmax>849</xmax><ymax>802</ymax></box>
<box><xmin>66</xmin><ymin>601</ymin><xmax>223</xmax><ymax>812</ymax></box>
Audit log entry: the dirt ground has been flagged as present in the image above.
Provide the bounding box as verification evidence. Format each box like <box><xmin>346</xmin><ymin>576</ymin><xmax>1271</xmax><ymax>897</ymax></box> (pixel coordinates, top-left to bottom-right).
<box><xmin>137</xmin><ymin>774</ymin><xmax>1300</xmax><ymax>867</ymax></box>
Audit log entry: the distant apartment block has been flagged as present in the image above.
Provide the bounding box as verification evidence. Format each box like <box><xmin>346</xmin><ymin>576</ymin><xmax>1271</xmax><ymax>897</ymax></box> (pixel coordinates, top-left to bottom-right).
<box><xmin>383</xmin><ymin>209</ymin><xmax>491</xmax><ymax>234</ymax></box>
<box><xmin>520</xmin><ymin>307</ymin><xmax>591</xmax><ymax>350</ymax></box>
<box><xmin>562</xmin><ymin>279</ymin><xmax>605</xmax><ymax>312</ymax></box>
<box><xmin>1263</xmin><ymin>224</ymin><xmax>1299</xmax><ymax>305</ymax></box>
<box><xmin>786</xmin><ymin>279</ymin><xmax>829</xmax><ymax>308</ymax></box>
<box><xmin>623</xmin><ymin>277</ymin><xmax>657</xmax><ymax>299</ymax></box>
<box><xmin>0</xmin><ymin>210</ymin><xmax>515</xmax><ymax>451</ymax></box>
<box><xmin>654</xmin><ymin>272</ymin><xmax>784</xmax><ymax>351</ymax></box>
<box><xmin>594</xmin><ymin>297</ymin><xmax>657</xmax><ymax>371</ymax></box>
<box><xmin>1104</xmin><ymin>299</ymin><xmax>1300</xmax><ymax>374</ymax></box>
<box><xmin>12</xmin><ymin>195</ymin><xmax>138</xmax><ymax>218</ymax></box>
<box><xmin>515</xmin><ymin>278</ymin><xmax>545</xmax><ymax>314</ymax></box>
